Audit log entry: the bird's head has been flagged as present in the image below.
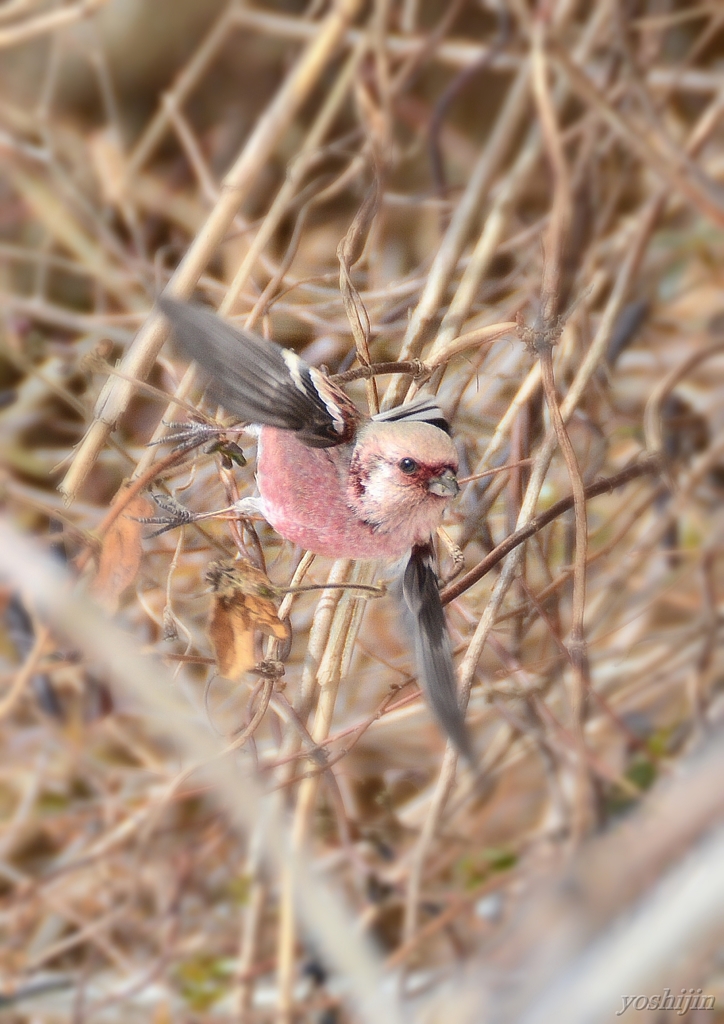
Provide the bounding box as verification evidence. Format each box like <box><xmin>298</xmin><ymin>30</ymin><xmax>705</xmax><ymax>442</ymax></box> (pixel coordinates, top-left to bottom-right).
<box><xmin>348</xmin><ymin>420</ymin><xmax>459</xmax><ymax>539</ymax></box>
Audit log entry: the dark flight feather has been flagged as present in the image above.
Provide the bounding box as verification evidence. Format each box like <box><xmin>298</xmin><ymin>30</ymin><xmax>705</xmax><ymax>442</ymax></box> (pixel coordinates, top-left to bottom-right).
<box><xmin>402</xmin><ymin>544</ymin><xmax>473</xmax><ymax>762</ymax></box>
<box><xmin>160</xmin><ymin>299</ymin><xmax>453</xmax><ymax>443</ymax></box>
<box><xmin>159</xmin><ymin>298</ymin><xmax>358</xmax><ymax>448</ymax></box>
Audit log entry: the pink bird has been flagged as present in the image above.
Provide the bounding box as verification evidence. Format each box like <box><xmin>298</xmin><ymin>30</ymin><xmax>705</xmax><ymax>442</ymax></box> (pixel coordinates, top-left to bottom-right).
<box><xmin>160</xmin><ymin>298</ymin><xmax>471</xmax><ymax>760</ymax></box>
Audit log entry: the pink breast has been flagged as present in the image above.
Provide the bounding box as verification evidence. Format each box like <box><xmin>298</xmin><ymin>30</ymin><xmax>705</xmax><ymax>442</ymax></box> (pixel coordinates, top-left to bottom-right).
<box><xmin>255</xmin><ymin>427</ymin><xmax>410</xmax><ymax>560</ymax></box>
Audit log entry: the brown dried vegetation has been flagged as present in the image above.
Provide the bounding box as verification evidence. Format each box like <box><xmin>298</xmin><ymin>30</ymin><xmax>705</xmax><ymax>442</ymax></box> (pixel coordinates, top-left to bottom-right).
<box><xmin>2</xmin><ymin>1</ymin><xmax>724</xmax><ymax>1021</ymax></box>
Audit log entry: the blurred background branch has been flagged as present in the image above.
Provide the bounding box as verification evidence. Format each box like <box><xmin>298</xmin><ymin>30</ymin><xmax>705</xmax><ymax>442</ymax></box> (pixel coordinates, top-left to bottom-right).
<box><xmin>1</xmin><ymin>1</ymin><xmax>724</xmax><ymax>1021</ymax></box>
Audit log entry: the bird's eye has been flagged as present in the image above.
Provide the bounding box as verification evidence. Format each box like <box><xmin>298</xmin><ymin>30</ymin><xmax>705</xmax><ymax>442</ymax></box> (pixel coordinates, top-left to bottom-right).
<box><xmin>399</xmin><ymin>458</ymin><xmax>418</xmax><ymax>475</ymax></box>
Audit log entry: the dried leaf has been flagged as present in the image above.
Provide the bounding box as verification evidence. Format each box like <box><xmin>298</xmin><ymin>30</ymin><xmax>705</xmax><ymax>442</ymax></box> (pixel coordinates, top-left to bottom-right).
<box><xmin>208</xmin><ymin>600</ymin><xmax>257</xmax><ymax>679</ymax></box>
<box><xmin>206</xmin><ymin>561</ymin><xmax>290</xmax><ymax>680</ymax></box>
<box><xmin>337</xmin><ymin>176</ymin><xmax>381</xmax><ymax>413</ymax></box>
<box><xmin>91</xmin><ymin>494</ymin><xmax>153</xmax><ymax>613</ymax></box>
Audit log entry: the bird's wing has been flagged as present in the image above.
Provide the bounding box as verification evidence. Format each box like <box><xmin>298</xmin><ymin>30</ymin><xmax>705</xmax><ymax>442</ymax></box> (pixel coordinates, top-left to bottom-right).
<box><xmin>402</xmin><ymin>543</ymin><xmax>474</xmax><ymax>762</ymax></box>
<box><xmin>159</xmin><ymin>298</ymin><xmax>360</xmax><ymax>448</ymax></box>
<box><xmin>373</xmin><ymin>394</ymin><xmax>452</xmax><ymax>435</ymax></box>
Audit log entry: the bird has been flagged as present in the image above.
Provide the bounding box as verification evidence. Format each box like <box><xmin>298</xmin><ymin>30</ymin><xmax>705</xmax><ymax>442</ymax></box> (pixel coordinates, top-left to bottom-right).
<box><xmin>159</xmin><ymin>297</ymin><xmax>472</xmax><ymax>760</ymax></box>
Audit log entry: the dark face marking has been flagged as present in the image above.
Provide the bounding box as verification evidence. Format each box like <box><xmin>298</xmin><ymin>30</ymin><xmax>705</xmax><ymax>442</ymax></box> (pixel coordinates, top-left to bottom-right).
<box><xmin>347</xmin><ymin>448</ymin><xmax>369</xmax><ymax>499</ymax></box>
<box><xmin>408</xmin><ymin>461</ymin><xmax>457</xmax><ymax>483</ymax></box>
<box><xmin>386</xmin><ymin>458</ymin><xmax>459</xmax><ymax>506</ymax></box>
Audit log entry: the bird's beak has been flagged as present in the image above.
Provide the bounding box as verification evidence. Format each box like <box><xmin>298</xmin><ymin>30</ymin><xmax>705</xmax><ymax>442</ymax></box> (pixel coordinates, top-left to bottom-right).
<box><xmin>427</xmin><ymin>468</ymin><xmax>459</xmax><ymax>498</ymax></box>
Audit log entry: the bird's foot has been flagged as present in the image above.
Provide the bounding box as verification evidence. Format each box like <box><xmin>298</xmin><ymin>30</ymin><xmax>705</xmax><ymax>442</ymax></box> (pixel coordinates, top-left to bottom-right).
<box><xmin>233</xmin><ymin>496</ymin><xmax>266</xmax><ymax>519</ymax></box>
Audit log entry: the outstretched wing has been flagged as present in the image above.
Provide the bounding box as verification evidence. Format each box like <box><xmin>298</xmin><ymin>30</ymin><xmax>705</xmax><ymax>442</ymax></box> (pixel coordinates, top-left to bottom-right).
<box><xmin>402</xmin><ymin>543</ymin><xmax>474</xmax><ymax>763</ymax></box>
<box><xmin>159</xmin><ymin>298</ymin><xmax>360</xmax><ymax>448</ymax></box>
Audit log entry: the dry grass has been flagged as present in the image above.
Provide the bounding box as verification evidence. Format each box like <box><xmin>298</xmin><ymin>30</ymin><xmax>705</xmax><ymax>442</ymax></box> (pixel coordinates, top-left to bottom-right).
<box><xmin>1</xmin><ymin>1</ymin><xmax>724</xmax><ymax>1021</ymax></box>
